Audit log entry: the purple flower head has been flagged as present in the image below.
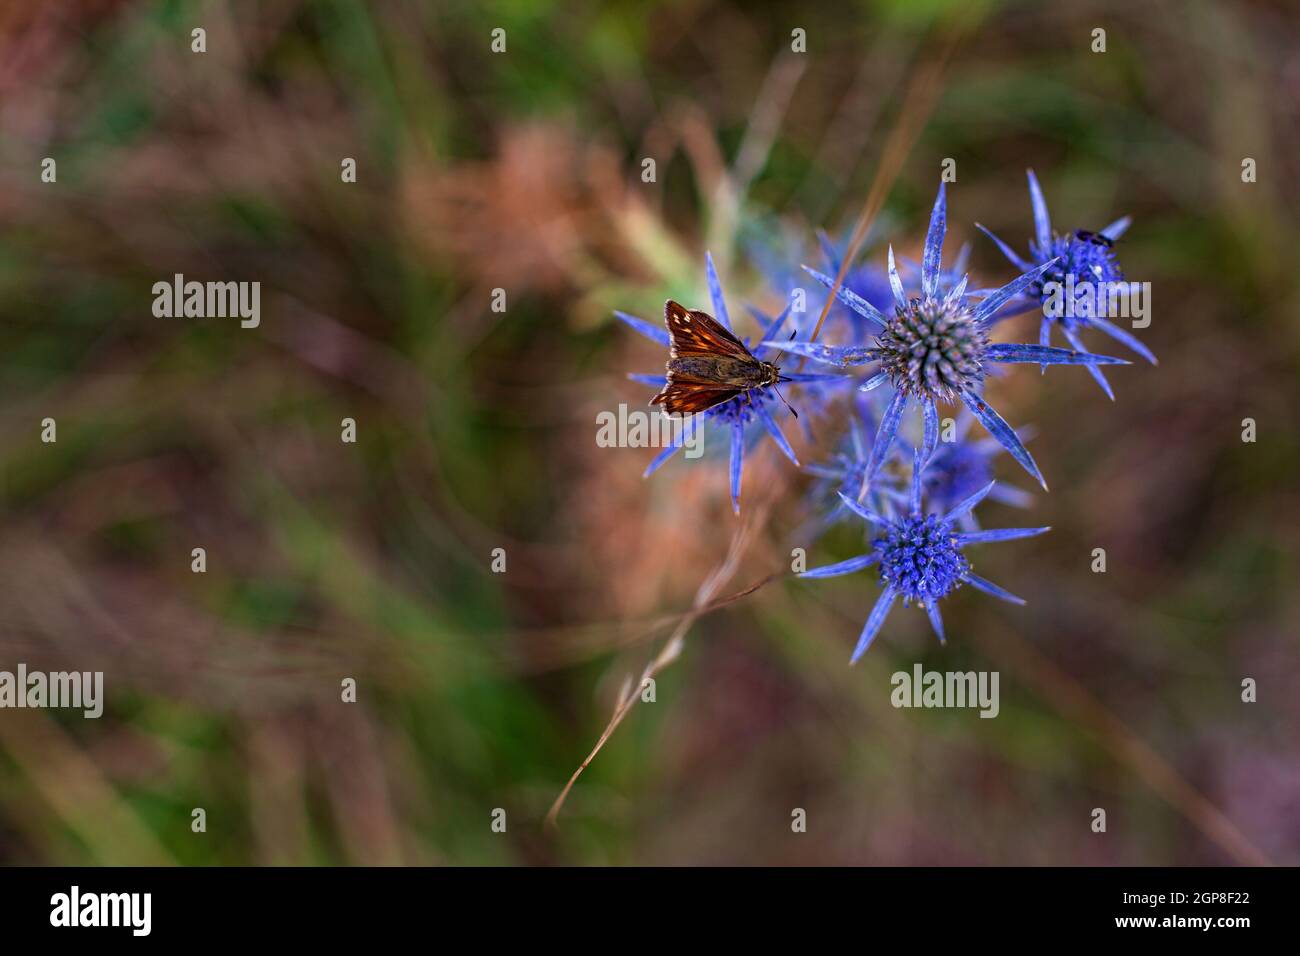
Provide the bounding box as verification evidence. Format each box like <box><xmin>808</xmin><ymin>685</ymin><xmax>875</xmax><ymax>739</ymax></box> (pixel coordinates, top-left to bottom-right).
<box><xmin>799</xmin><ymin>450</ymin><xmax>1050</xmax><ymax>662</ymax></box>
<box><xmin>877</xmin><ymin>513</ymin><xmax>971</xmax><ymax>605</ymax></box>
<box><xmin>617</xmin><ymin>252</ymin><xmax>846</xmax><ymax>514</ymax></box>
<box><xmin>763</xmin><ymin>181</ymin><xmax>1130</xmax><ymax>492</ymax></box>
<box><xmin>976</xmin><ymin>169</ymin><xmax>1157</xmax><ymax>399</ymax></box>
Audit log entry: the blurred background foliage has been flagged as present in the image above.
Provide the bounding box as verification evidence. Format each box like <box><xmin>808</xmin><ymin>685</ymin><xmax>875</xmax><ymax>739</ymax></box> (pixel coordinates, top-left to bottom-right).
<box><xmin>0</xmin><ymin>0</ymin><xmax>1296</xmax><ymax>865</ymax></box>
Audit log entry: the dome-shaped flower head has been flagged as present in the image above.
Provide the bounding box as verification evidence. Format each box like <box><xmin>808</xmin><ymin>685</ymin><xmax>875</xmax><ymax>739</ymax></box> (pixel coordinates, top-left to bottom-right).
<box><xmin>799</xmin><ymin>450</ymin><xmax>1050</xmax><ymax>662</ymax></box>
<box><xmin>617</xmin><ymin>253</ymin><xmax>847</xmax><ymax>514</ymax></box>
<box><xmin>975</xmin><ymin>169</ymin><xmax>1158</xmax><ymax>399</ymax></box>
<box><xmin>764</xmin><ymin>181</ymin><xmax>1130</xmax><ymax>492</ymax></box>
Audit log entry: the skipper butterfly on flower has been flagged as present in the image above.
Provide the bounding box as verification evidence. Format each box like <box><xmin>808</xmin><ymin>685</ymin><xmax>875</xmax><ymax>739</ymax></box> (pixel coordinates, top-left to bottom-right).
<box><xmin>650</xmin><ymin>300</ymin><xmax>796</xmax><ymax>417</ymax></box>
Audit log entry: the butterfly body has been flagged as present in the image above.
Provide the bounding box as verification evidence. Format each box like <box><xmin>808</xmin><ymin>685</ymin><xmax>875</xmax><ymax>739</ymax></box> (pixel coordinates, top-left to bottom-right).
<box><xmin>650</xmin><ymin>300</ymin><xmax>786</xmax><ymax>416</ymax></box>
<box><xmin>667</xmin><ymin>353</ymin><xmax>779</xmax><ymax>390</ymax></box>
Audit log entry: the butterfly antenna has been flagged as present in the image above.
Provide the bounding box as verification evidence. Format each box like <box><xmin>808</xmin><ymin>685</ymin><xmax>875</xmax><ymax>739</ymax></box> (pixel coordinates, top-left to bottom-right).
<box><xmin>773</xmin><ymin>383</ymin><xmax>799</xmax><ymax>419</ymax></box>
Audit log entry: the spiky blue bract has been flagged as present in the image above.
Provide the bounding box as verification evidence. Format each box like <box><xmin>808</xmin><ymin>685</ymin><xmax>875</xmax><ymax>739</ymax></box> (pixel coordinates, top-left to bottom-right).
<box><xmin>704</xmin><ymin>251</ymin><xmax>732</xmax><ymax>331</ymax></box>
<box><xmin>800</xmin><ymin>265</ymin><xmax>886</xmax><ymax>328</ymax></box>
<box><xmin>959</xmin><ymin>388</ymin><xmax>1046</xmax><ymax>491</ymax></box>
<box><xmin>921</xmin><ymin>181</ymin><xmax>947</xmax><ymax>299</ymax></box>
<box><xmin>808</xmin><ymin>233</ymin><xmax>901</xmax><ymax>338</ymax></box>
<box><xmin>985</xmin><ymin>343</ymin><xmax>1129</xmax><ymax>366</ymax></box>
<box><xmin>615</xmin><ymin>311</ymin><xmax>669</xmax><ymax>347</ymax></box>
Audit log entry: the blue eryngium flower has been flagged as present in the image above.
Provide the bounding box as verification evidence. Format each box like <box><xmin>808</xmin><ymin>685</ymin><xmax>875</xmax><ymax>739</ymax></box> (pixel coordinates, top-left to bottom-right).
<box><xmin>800</xmin><ymin>451</ymin><xmax>1049</xmax><ymax>662</ymax></box>
<box><xmin>764</xmin><ymin>181</ymin><xmax>1131</xmax><ymax>491</ymax></box>
<box><xmin>975</xmin><ymin>169</ymin><xmax>1157</xmax><ymax>399</ymax></box>
<box><xmin>617</xmin><ymin>253</ymin><xmax>844</xmax><ymax>514</ymax></box>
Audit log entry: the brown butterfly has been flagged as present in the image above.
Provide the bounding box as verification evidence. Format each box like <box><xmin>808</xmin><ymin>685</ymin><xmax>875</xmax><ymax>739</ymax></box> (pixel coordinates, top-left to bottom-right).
<box><xmin>650</xmin><ymin>300</ymin><xmax>797</xmax><ymax>417</ymax></box>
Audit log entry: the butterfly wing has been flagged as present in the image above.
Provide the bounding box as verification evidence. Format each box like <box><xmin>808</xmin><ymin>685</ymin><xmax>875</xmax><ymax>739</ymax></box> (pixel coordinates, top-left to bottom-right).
<box><xmin>651</xmin><ymin>380</ymin><xmax>742</xmax><ymax>416</ymax></box>
<box><xmin>664</xmin><ymin>300</ymin><xmax>754</xmax><ymax>360</ymax></box>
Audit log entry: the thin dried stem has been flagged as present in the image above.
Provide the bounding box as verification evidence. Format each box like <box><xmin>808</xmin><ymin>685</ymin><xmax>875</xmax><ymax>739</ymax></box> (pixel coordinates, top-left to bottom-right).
<box><xmin>803</xmin><ymin>16</ymin><xmax>970</xmax><ymax>349</ymax></box>
<box><xmin>511</xmin><ymin>572</ymin><xmax>782</xmax><ymax>675</ymax></box>
<box><xmin>546</xmin><ymin>501</ymin><xmax>772</xmax><ymax>828</ymax></box>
